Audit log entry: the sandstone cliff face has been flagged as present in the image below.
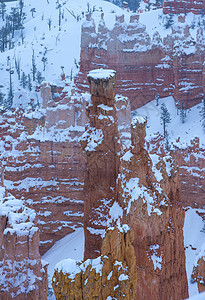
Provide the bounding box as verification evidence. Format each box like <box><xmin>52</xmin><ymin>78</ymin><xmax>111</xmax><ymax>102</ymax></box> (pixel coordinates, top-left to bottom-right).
<box><xmin>171</xmin><ymin>137</ymin><xmax>205</xmax><ymax>208</ymax></box>
<box><xmin>163</xmin><ymin>0</ymin><xmax>205</xmax><ymax>14</ymax></box>
<box><xmin>77</xmin><ymin>12</ymin><xmax>205</xmax><ymax>109</ymax></box>
<box><xmin>0</xmin><ymin>82</ymin><xmax>87</xmax><ymax>255</ymax></box>
<box><xmin>0</xmin><ymin>190</ymin><xmax>47</xmax><ymax>299</ymax></box>
<box><xmin>52</xmin><ymin>225</ymin><xmax>137</xmax><ymax>300</ymax></box>
<box><xmin>192</xmin><ymin>254</ymin><xmax>205</xmax><ymax>293</ymax></box>
<box><xmin>118</xmin><ymin>117</ymin><xmax>188</xmax><ymax>300</ymax></box>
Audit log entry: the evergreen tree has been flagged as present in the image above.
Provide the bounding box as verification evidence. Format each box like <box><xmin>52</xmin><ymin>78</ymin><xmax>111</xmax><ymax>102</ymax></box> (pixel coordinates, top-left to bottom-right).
<box><xmin>0</xmin><ymin>2</ymin><xmax>6</xmax><ymax>21</ymax></box>
<box><xmin>20</xmin><ymin>72</ymin><xmax>27</xmax><ymax>88</ymax></box>
<box><xmin>48</xmin><ymin>18</ymin><xmax>52</xmax><ymax>31</ymax></box>
<box><xmin>31</xmin><ymin>50</ymin><xmax>36</xmax><ymax>81</ymax></box>
<box><xmin>191</xmin><ymin>16</ymin><xmax>196</xmax><ymax>29</ymax></box>
<box><xmin>200</xmin><ymin>97</ymin><xmax>205</xmax><ymax>132</ymax></box>
<box><xmin>27</xmin><ymin>74</ymin><xmax>32</xmax><ymax>91</ymax></box>
<box><xmin>155</xmin><ymin>92</ymin><xmax>159</xmax><ymax>106</ymax></box>
<box><xmin>19</xmin><ymin>0</ymin><xmax>24</xmax><ymax>19</ymax></box>
<box><xmin>164</xmin><ymin>6</ymin><xmax>174</xmax><ymax>29</ymax></box>
<box><xmin>15</xmin><ymin>56</ymin><xmax>21</xmax><ymax>80</ymax></box>
<box><xmin>42</xmin><ymin>48</ymin><xmax>48</xmax><ymax>71</ymax></box>
<box><xmin>180</xmin><ymin>101</ymin><xmax>186</xmax><ymax>123</ymax></box>
<box><xmin>30</xmin><ymin>8</ymin><xmax>36</xmax><ymax>18</ymax></box>
<box><xmin>36</xmin><ymin>71</ymin><xmax>44</xmax><ymax>84</ymax></box>
<box><xmin>160</xmin><ymin>103</ymin><xmax>171</xmax><ymax>138</ymax></box>
<box><xmin>0</xmin><ymin>86</ymin><xmax>5</xmax><ymax>109</ymax></box>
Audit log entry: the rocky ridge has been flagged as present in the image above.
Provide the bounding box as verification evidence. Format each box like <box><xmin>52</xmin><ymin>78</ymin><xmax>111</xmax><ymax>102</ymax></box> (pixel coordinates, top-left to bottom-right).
<box><xmin>77</xmin><ymin>12</ymin><xmax>205</xmax><ymax>110</ymax></box>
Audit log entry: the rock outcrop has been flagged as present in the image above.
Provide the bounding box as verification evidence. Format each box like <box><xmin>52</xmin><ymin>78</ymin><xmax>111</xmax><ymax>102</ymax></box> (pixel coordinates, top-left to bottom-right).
<box><xmin>54</xmin><ymin>68</ymin><xmax>188</xmax><ymax>300</ymax></box>
<box><xmin>118</xmin><ymin>116</ymin><xmax>188</xmax><ymax>300</ymax></box>
<box><xmin>77</xmin><ymin>12</ymin><xmax>205</xmax><ymax>109</ymax></box>
<box><xmin>81</xmin><ymin>69</ymin><xmax>120</xmax><ymax>259</ymax></box>
<box><xmin>0</xmin><ymin>83</ymin><xmax>87</xmax><ymax>255</ymax></box>
<box><xmin>0</xmin><ymin>191</ymin><xmax>48</xmax><ymax>299</ymax></box>
<box><xmin>191</xmin><ymin>244</ymin><xmax>205</xmax><ymax>293</ymax></box>
<box><xmin>52</xmin><ymin>224</ymin><xmax>137</xmax><ymax>300</ymax></box>
<box><xmin>163</xmin><ymin>0</ymin><xmax>205</xmax><ymax>15</ymax></box>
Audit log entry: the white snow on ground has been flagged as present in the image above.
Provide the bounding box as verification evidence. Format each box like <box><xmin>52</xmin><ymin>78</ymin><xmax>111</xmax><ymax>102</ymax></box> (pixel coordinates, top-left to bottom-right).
<box><xmin>184</xmin><ymin>208</ymin><xmax>205</xmax><ymax>298</ymax></box>
<box><xmin>136</xmin><ymin>96</ymin><xmax>205</xmax><ymax>149</ymax></box>
<box><xmin>0</xmin><ymin>0</ymin><xmax>126</xmax><ymax>108</ymax></box>
<box><xmin>187</xmin><ymin>291</ymin><xmax>205</xmax><ymax>300</ymax></box>
<box><xmin>43</xmin><ymin>227</ymin><xmax>84</xmax><ymax>299</ymax></box>
<box><xmin>139</xmin><ymin>9</ymin><xmax>201</xmax><ymax>40</ymax></box>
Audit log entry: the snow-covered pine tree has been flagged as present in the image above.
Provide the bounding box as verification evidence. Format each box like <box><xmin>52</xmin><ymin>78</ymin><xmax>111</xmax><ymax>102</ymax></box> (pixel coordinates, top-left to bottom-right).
<box><xmin>19</xmin><ymin>0</ymin><xmax>24</xmax><ymax>19</ymax></box>
<box><xmin>15</xmin><ymin>56</ymin><xmax>21</xmax><ymax>80</ymax></box>
<box><xmin>48</xmin><ymin>18</ymin><xmax>52</xmax><ymax>31</ymax></box>
<box><xmin>200</xmin><ymin>97</ymin><xmax>205</xmax><ymax>132</ymax></box>
<box><xmin>155</xmin><ymin>92</ymin><xmax>159</xmax><ymax>106</ymax></box>
<box><xmin>180</xmin><ymin>101</ymin><xmax>186</xmax><ymax>123</ymax></box>
<box><xmin>42</xmin><ymin>48</ymin><xmax>48</xmax><ymax>71</ymax></box>
<box><xmin>0</xmin><ymin>86</ymin><xmax>5</xmax><ymax>109</ymax></box>
<box><xmin>36</xmin><ymin>71</ymin><xmax>44</xmax><ymax>84</ymax></box>
<box><xmin>27</xmin><ymin>74</ymin><xmax>32</xmax><ymax>91</ymax></box>
<box><xmin>20</xmin><ymin>72</ymin><xmax>27</xmax><ymax>88</ymax></box>
<box><xmin>160</xmin><ymin>103</ymin><xmax>171</xmax><ymax>138</ymax></box>
<box><xmin>0</xmin><ymin>2</ymin><xmax>6</xmax><ymax>21</ymax></box>
<box><xmin>164</xmin><ymin>6</ymin><xmax>174</xmax><ymax>29</ymax></box>
<box><xmin>31</xmin><ymin>50</ymin><xmax>37</xmax><ymax>81</ymax></box>
<box><xmin>30</xmin><ymin>8</ymin><xmax>36</xmax><ymax>18</ymax></box>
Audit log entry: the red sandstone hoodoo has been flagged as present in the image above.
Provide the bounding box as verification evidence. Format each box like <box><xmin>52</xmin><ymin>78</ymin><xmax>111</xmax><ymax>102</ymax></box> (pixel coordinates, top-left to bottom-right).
<box><xmin>67</xmin><ymin>68</ymin><xmax>189</xmax><ymax>299</ymax></box>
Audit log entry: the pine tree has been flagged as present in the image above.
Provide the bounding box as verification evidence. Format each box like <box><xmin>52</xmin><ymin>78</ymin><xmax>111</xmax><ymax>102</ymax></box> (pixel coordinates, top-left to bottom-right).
<box><xmin>31</xmin><ymin>50</ymin><xmax>36</xmax><ymax>81</ymax></box>
<box><xmin>30</xmin><ymin>8</ymin><xmax>36</xmax><ymax>18</ymax></box>
<box><xmin>42</xmin><ymin>48</ymin><xmax>48</xmax><ymax>71</ymax></box>
<box><xmin>15</xmin><ymin>56</ymin><xmax>21</xmax><ymax>80</ymax></box>
<box><xmin>20</xmin><ymin>72</ymin><xmax>27</xmax><ymax>88</ymax></box>
<box><xmin>200</xmin><ymin>98</ymin><xmax>205</xmax><ymax>132</ymax></box>
<box><xmin>27</xmin><ymin>74</ymin><xmax>32</xmax><ymax>91</ymax></box>
<box><xmin>36</xmin><ymin>71</ymin><xmax>44</xmax><ymax>84</ymax></box>
<box><xmin>180</xmin><ymin>101</ymin><xmax>186</xmax><ymax>123</ymax></box>
<box><xmin>19</xmin><ymin>0</ymin><xmax>24</xmax><ymax>19</ymax></box>
<box><xmin>160</xmin><ymin>103</ymin><xmax>171</xmax><ymax>138</ymax></box>
<box><xmin>48</xmin><ymin>18</ymin><xmax>52</xmax><ymax>31</ymax></box>
<box><xmin>155</xmin><ymin>92</ymin><xmax>159</xmax><ymax>106</ymax></box>
<box><xmin>164</xmin><ymin>6</ymin><xmax>174</xmax><ymax>29</ymax></box>
<box><xmin>0</xmin><ymin>3</ymin><xmax>6</xmax><ymax>21</ymax></box>
<box><xmin>0</xmin><ymin>86</ymin><xmax>5</xmax><ymax>109</ymax></box>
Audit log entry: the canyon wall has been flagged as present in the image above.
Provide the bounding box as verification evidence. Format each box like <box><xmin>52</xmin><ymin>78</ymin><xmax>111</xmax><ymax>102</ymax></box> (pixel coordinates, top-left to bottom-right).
<box><xmin>0</xmin><ymin>82</ymin><xmax>87</xmax><ymax>255</ymax></box>
<box><xmin>77</xmin><ymin>12</ymin><xmax>205</xmax><ymax>110</ymax></box>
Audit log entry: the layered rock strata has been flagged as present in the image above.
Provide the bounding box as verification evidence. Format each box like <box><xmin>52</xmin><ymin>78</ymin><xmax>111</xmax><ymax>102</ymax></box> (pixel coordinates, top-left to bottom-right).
<box><xmin>0</xmin><ymin>191</ymin><xmax>48</xmax><ymax>299</ymax></box>
<box><xmin>0</xmin><ymin>82</ymin><xmax>87</xmax><ymax>255</ymax></box>
<box><xmin>163</xmin><ymin>0</ymin><xmax>205</xmax><ymax>15</ymax></box>
<box><xmin>77</xmin><ymin>12</ymin><xmax>205</xmax><ymax>109</ymax></box>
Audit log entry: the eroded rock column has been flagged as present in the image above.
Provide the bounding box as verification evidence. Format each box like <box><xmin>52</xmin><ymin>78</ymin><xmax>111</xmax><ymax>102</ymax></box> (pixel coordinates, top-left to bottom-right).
<box><xmin>118</xmin><ymin>116</ymin><xmax>188</xmax><ymax>300</ymax></box>
<box><xmin>81</xmin><ymin>69</ymin><xmax>120</xmax><ymax>260</ymax></box>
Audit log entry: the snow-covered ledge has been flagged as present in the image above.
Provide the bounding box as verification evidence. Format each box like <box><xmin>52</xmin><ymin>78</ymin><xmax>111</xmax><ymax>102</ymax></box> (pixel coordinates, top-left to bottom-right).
<box><xmin>87</xmin><ymin>68</ymin><xmax>116</xmax><ymax>100</ymax></box>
